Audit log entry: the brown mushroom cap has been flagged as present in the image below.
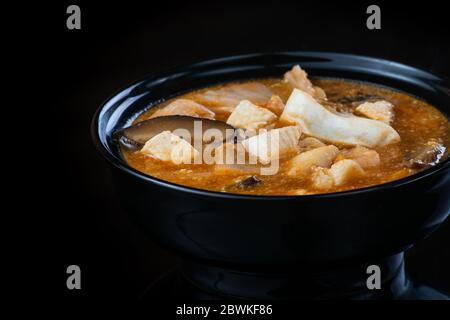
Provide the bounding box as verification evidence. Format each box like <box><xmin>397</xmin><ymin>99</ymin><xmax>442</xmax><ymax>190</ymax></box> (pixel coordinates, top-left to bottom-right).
<box><xmin>114</xmin><ymin>115</ymin><xmax>235</xmax><ymax>149</ymax></box>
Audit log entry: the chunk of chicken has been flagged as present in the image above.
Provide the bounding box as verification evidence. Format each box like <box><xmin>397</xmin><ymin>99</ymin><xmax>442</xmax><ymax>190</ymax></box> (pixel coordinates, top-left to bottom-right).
<box><xmin>356</xmin><ymin>100</ymin><xmax>394</xmax><ymax>124</ymax></box>
<box><xmin>264</xmin><ymin>95</ymin><xmax>285</xmax><ymax>115</ymax></box>
<box><xmin>213</xmin><ymin>142</ymin><xmax>235</xmax><ymax>165</ymax></box>
<box><xmin>226</xmin><ymin>100</ymin><xmax>277</xmax><ymax>130</ymax></box>
<box><xmin>284</xmin><ymin>65</ymin><xmax>327</xmax><ymax>100</ymax></box>
<box><xmin>280</xmin><ymin>89</ymin><xmax>400</xmax><ymax>147</ymax></box>
<box><xmin>311</xmin><ymin>159</ymin><xmax>365</xmax><ymax>189</ymax></box>
<box><xmin>242</xmin><ymin>126</ymin><xmax>301</xmax><ymax>164</ymax></box>
<box><xmin>140</xmin><ymin>131</ymin><xmax>199</xmax><ymax>164</ymax></box>
<box><xmin>311</xmin><ymin>167</ymin><xmax>335</xmax><ymax>189</ymax></box>
<box><xmin>150</xmin><ymin>99</ymin><xmax>215</xmax><ymax>119</ymax></box>
<box><xmin>288</xmin><ymin>145</ymin><xmax>339</xmax><ymax>176</ymax></box>
<box><xmin>213</xmin><ymin>141</ymin><xmax>249</xmax><ymax>165</ymax></box>
<box><xmin>329</xmin><ymin>159</ymin><xmax>365</xmax><ymax>186</ymax></box>
<box><xmin>341</xmin><ymin>145</ymin><xmax>380</xmax><ymax>169</ymax></box>
<box><xmin>298</xmin><ymin>137</ymin><xmax>326</xmax><ymax>152</ymax></box>
<box><xmin>194</xmin><ymin>82</ymin><xmax>273</xmax><ymax>114</ymax></box>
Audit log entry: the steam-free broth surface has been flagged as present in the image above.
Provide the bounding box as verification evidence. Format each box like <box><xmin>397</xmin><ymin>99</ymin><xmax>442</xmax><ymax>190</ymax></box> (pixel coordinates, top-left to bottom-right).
<box><xmin>121</xmin><ymin>74</ymin><xmax>450</xmax><ymax>195</ymax></box>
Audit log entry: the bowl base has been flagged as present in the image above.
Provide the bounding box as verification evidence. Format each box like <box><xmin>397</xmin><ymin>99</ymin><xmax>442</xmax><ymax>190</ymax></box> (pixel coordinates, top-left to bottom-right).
<box><xmin>141</xmin><ymin>253</ymin><xmax>449</xmax><ymax>300</ymax></box>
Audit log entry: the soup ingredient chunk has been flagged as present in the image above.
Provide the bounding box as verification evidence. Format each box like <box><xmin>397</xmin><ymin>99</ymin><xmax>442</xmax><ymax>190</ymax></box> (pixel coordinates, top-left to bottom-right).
<box><xmin>311</xmin><ymin>159</ymin><xmax>365</xmax><ymax>189</ymax></box>
<box><xmin>226</xmin><ymin>100</ymin><xmax>277</xmax><ymax>130</ymax></box>
<box><xmin>140</xmin><ymin>131</ymin><xmax>199</xmax><ymax>164</ymax></box>
<box><xmin>311</xmin><ymin>167</ymin><xmax>335</xmax><ymax>189</ymax></box>
<box><xmin>407</xmin><ymin>139</ymin><xmax>446</xmax><ymax>168</ymax></box>
<box><xmin>355</xmin><ymin>100</ymin><xmax>394</xmax><ymax>124</ymax></box>
<box><xmin>298</xmin><ymin>137</ymin><xmax>326</xmax><ymax>151</ymax></box>
<box><xmin>195</xmin><ymin>82</ymin><xmax>273</xmax><ymax>113</ymax></box>
<box><xmin>118</xmin><ymin>115</ymin><xmax>235</xmax><ymax>148</ymax></box>
<box><xmin>284</xmin><ymin>65</ymin><xmax>327</xmax><ymax>100</ymax></box>
<box><xmin>280</xmin><ymin>89</ymin><xmax>400</xmax><ymax>147</ymax></box>
<box><xmin>341</xmin><ymin>145</ymin><xmax>380</xmax><ymax>168</ymax></box>
<box><xmin>150</xmin><ymin>99</ymin><xmax>215</xmax><ymax>119</ymax></box>
<box><xmin>288</xmin><ymin>145</ymin><xmax>339</xmax><ymax>176</ymax></box>
<box><xmin>265</xmin><ymin>95</ymin><xmax>285</xmax><ymax>115</ymax></box>
<box><xmin>213</xmin><ymin>142</ymin><xmax>249</xmax><ymax>165</ymax></box>
<box><xmin>222</xmin><ymin>175</ymin><xmax>262</xmax><ymax>192</ymax></box>
<box><xmin>243</xmin><ymin>126</ymin><xmax>301</xmax><ymax>164</ymax></box>
<box><xmin>235</xmin><ymin>175</ymin><xmax>261</xmax><ymax>188</ymax></box>
<box><xmin>329</xmin><ymin>159</ymin><xmax>365</xmax><ymax>186</ymax></box>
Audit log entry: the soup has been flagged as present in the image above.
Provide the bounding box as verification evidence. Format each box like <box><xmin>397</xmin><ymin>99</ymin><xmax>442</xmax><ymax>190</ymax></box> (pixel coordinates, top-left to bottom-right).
<box><xmin>118</xmin><ymin>65</ymin><xmax>450</xmax><ymax>195</ymax></box>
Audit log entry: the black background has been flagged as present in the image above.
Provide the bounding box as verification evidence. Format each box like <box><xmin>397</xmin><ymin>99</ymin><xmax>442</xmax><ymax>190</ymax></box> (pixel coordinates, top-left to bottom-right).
<box><xmin>28</xmin><ymin>1</ymin><xmax>449</xmax><ymax>301</ymax></box>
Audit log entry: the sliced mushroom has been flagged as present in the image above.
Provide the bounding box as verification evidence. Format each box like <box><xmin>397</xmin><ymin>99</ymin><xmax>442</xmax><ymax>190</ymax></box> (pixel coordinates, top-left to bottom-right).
<box><xmin>114</xmin><ymin>115</ymin><xmax>235</xmax><ymax>150</ymax></box>
<box><xmin>222</xmin><ymin>175</ymin><xmax>262</xmax><ymax>192</ymax></box>
<box><xmin>235</xmin><ymin>175</ymin><xmax>261</xmax><ymax>188</ymax></box>
<box><xmin>331</xmin><ymin>94</ymin><xmax>382</xmax><ymax>105</ymax></box>
<box><xmin>407</xmin><ymin>139</ymin><xmax>446</xmax><ymax>168</ymax></box>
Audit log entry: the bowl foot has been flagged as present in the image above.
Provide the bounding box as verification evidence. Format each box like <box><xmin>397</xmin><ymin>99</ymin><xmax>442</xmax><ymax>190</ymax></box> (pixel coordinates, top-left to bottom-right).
<box><xmin>141</xmin><ymin>253</ymin><xmax>449</xmax><ymax>300</ymax></box>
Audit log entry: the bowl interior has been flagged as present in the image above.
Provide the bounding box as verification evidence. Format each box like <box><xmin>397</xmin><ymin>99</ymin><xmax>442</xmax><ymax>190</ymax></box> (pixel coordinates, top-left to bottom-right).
<box><xmin>93</xmin><ymin>52</ymin><xmax>450</xmax><ymax>197</ymax></box>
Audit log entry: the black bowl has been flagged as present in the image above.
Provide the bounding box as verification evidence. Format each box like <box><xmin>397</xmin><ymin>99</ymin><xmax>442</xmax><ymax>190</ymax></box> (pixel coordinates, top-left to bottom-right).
<box><xmin>92</xmin><ymin>52</ymin><xmax>450</xmax><ymax>299</ymax></box>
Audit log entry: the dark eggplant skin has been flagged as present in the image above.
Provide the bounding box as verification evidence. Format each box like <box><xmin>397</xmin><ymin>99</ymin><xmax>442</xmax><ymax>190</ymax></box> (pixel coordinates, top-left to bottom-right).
<box><xmin>92</xmin><ymin>52</ymin><xmax>450</xmax><ymax>299</ymax></box>
<box><xmin>114</xmin><ymin>115</ymin><xmax>235</xmax><ymax>149</ymax></box>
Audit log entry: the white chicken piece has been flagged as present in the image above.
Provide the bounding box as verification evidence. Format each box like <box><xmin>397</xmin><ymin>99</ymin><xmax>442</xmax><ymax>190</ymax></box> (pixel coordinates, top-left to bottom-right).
<box><xmin>194</xmin><ymin>82</ymin><xmax>273</xmax><ymax>114</ymax></box>
<box><xmin>284</xmin><ymin>65</ymin><xmax>327</xmax><ymax>100</ymax></box>
<box><xmin>226</xmin><ymin>100</ymin><xmax>277</xmax><ymax>130</ymax></box>
<box><xmin>213</xmin><ymin>142</ymin><xmax>236</xmax><ymax>164</ymax></box>
<box><xmin>150</xmin><ymin>99</ymin><xmax>215</xmax><ymax>119</ymax></box>
<box><xmin>329</xmin><ymin>159</ymin><xmax>365</xmax><ymax>186</ymax></box>
<box><xmin>287</xmin><ymin>145</ymin><xmax>339</xmax><ymax>176</ymax></box>
<box><xmin>341</xmin><ymin>145</ymin><xmax>380</xmax><ymax>169</ymax></box>
<box><xmin>311</xmin><ymin>167</ymin><xmax>335</xmax><ymax>190</ymax></box>
<box><xmin>298</xmin><ymin>137</ymin><xmax>326</xmax><ymax>151</ymax></box>
<box><xmin>356</xmin><ymin>100</ymin><xmax>394</xmax><ymax>124</ymax></box>
<box><xmin>265</xmin><ymin>95</ymin><xmax>285</xmax><ymax>115</ymax></box>
<box><xmin>242</xmin><ymin>126</ymin><xmax>301</xmax><ymax>164</ymax></box>
<box><xmin>312</xmin><ymin>159</ymin><xmax>365</xmax><ymax>189</ymax></box>
<box><xmin>212</xmin><ymin>141</ymin><xmax>248</xmax><ymax>165</ymax></box>
<box><xmin>140</xmin><ymin>131</ymin><xmax>199</xmax><ymax>164</ymax></box>
<box><xmin>280</xmin><ymin>89</ymin><xmax>401</xmax><ymax>147</ymax></box>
